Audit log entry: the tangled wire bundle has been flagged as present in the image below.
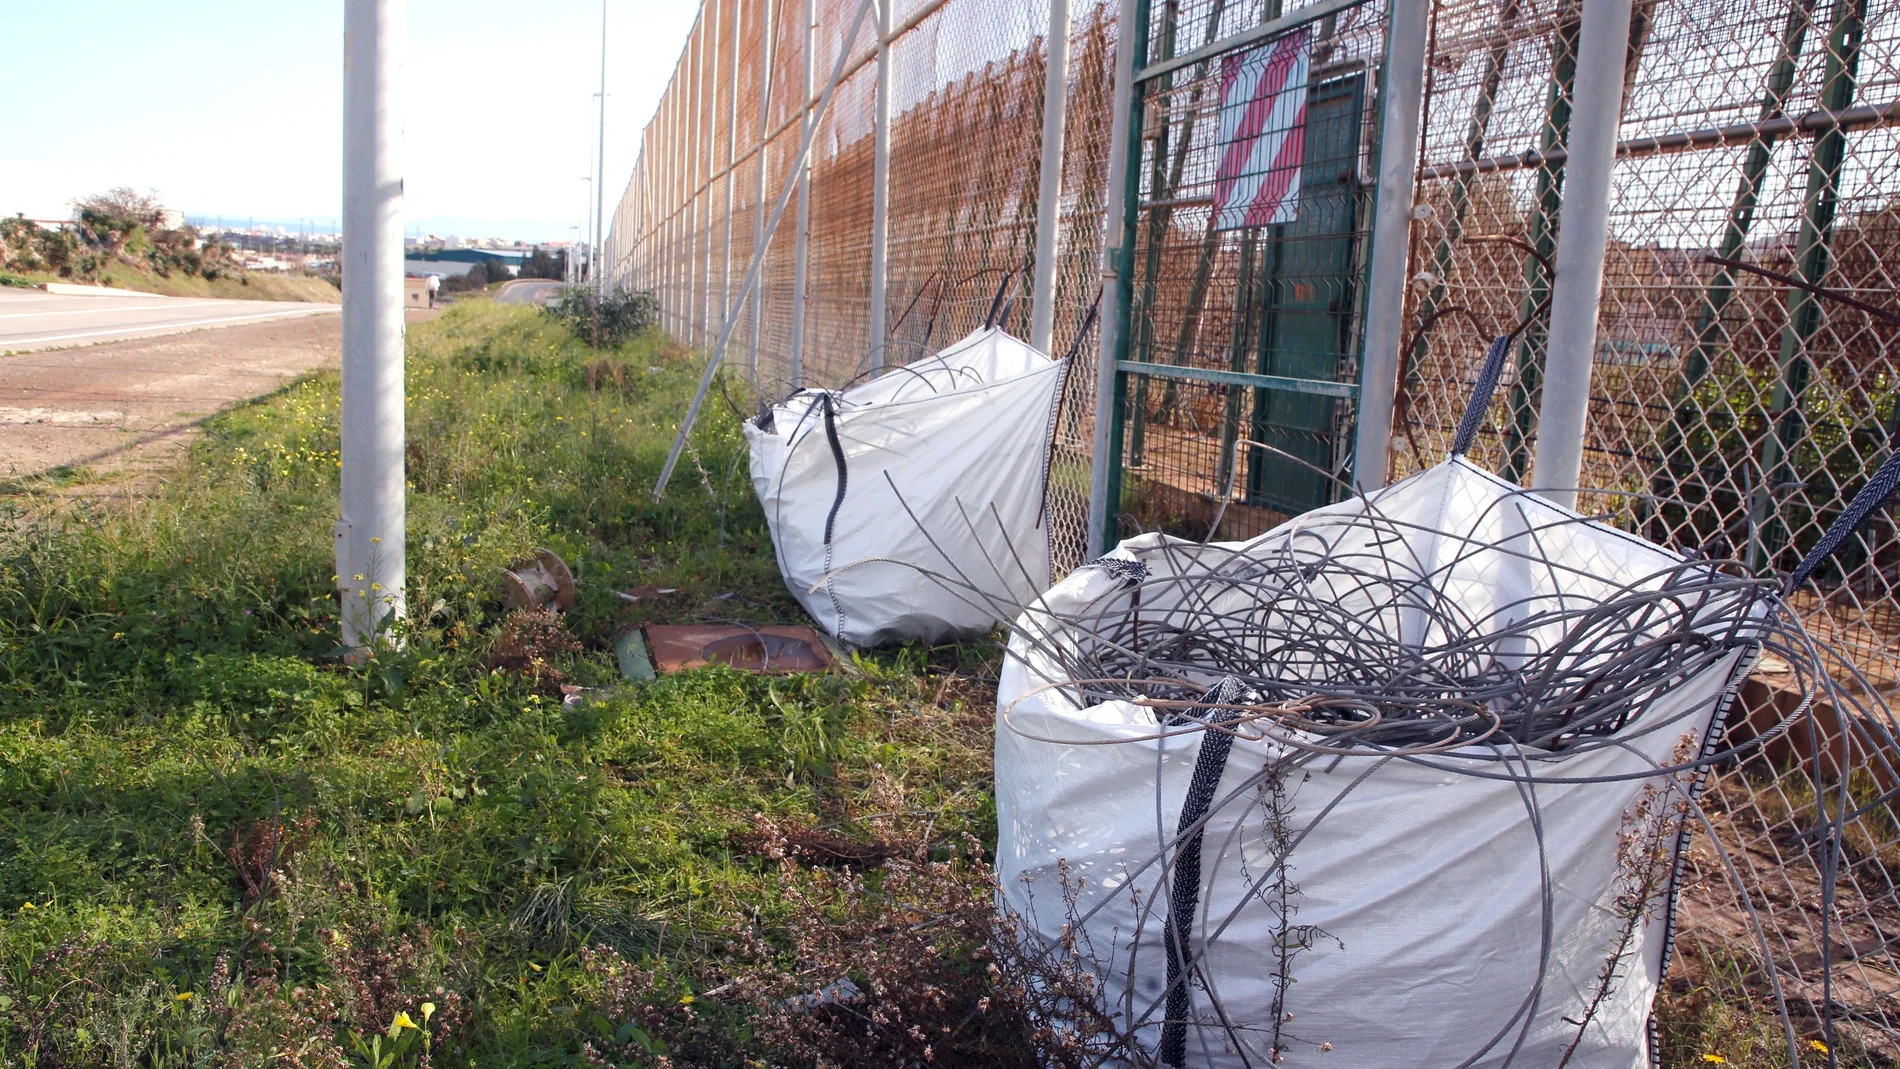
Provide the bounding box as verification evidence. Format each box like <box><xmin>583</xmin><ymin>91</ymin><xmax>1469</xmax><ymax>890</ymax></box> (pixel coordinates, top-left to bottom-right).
<box><xmin>989</xmin><ymin>456</ymin><xmax>1900</xmax><ymax>1068</ymax></box>
<box><xmin>1038</xmin><ymin>504</ymin><xmax>1777</xmax><ymax>758</ymax></box>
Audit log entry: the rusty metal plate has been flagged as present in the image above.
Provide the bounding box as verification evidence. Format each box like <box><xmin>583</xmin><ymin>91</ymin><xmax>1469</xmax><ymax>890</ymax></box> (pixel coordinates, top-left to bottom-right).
<box><xmin>644</xmin><ymin>624</ymin><xmax>833</xmax><ymax>674</ymax></box>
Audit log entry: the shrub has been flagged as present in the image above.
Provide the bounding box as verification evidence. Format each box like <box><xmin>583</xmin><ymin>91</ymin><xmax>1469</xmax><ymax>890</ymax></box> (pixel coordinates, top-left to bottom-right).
<box><xmin>548</xmin><ymin>286</ymin><xmax>660</xmax><ymax>348</ymax></box>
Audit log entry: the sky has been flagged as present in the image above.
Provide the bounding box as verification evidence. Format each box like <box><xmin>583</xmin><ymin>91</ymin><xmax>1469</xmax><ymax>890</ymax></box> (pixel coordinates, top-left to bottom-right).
<box><xmin>1</xmin><ymin>0</ymin><xmax>699</xmax><ymax>244</ymax></box>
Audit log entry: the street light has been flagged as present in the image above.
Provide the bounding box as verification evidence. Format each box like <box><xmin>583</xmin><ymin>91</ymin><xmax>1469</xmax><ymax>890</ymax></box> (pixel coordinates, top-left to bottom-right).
<box><xmin>338</xmin><ymin>0</ymin><xmax>405</xmax><ymax>656</ymax></box>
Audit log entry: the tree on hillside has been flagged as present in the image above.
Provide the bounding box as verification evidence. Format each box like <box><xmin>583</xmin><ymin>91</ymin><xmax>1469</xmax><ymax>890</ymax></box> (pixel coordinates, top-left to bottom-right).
<box><xmin>75</xmin><ymin>187</ymin><xmax>167</xmax><ymax>234</ymax></box>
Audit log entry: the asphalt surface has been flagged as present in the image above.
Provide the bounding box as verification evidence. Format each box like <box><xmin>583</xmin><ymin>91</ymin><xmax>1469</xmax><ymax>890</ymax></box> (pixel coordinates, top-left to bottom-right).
<box><xmin>0</xmin><ymin>311</ymin><xmax>349</xmax><ymax>481</ymax></box>
<box><xmin>495</xmin><ymin>278</ymin><xmax>565</xmax><ymax>306</ymax></box>
<box><xmin>0</xmin><ymin>288</ymin><xmax>339</xmax><ymax>354</ymax></box>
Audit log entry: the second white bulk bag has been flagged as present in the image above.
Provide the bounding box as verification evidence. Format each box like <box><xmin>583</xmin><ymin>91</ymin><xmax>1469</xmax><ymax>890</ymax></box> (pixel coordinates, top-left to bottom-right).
<box><xmin>747</xmin><ymin>327</ymin><xmax>1066</xmax><ymax>647</ymax></box>
<box><xmin>994</xmin><ymin>459</ymin><xmax>1761</xmax><ymax>1068</ymax></box>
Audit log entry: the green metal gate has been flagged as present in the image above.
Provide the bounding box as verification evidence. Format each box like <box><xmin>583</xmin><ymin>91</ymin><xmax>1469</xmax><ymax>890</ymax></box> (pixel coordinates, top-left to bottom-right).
<box><xmin>1104</xmin><ymin>0</ymin><xmax>1388</xmax><ymax>547</ymax></box>
<box><xmin>1247</xmin><ymin>70</ymin><xmax>1366</xmax><ymax>514</ymax></box>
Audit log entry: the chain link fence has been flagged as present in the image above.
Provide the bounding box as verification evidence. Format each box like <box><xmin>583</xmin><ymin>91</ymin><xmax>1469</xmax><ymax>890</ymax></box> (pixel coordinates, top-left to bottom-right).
<box><xmin>608</xmin><ymin>1</ymin><xmax>1900</xmax><ymax>1051</ymax></box>
<box><xmin>605</xmin><ymin>0</ymin><xmax>1117</xmax><ymax>574</ymax></box>
<box><xmin>1402</xmin><ymin>3</ymin><xmax>1900</xmax><ymax>1053</ymax></box>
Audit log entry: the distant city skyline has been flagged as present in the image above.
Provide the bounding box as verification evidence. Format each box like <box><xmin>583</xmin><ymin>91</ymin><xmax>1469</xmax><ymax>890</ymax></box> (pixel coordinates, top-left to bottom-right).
<box><xmin>3</xmin><ymin>0</ymin><xmax>698</xmax><ymax>244</ymax></box>
<box><xmin>184</xmin><ymin>215</ymin><xmax>585</xmax><ymax>247</ymax></box>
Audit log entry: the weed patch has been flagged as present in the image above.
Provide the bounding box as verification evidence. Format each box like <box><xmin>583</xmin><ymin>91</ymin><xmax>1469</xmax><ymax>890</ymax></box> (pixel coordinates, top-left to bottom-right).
<box><xmin>0</xmin><ymin>302</ymin><xmax>1777</xmax><ymax>1066</ymax></box>
<box><xmin>0</xmin><ymin>303</ymin><xmax>1037</xmax><ymax>1067</ymax></box>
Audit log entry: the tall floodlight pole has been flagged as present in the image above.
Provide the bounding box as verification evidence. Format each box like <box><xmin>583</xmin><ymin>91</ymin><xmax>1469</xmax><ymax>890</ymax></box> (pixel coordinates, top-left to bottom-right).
<box><xmin>1028</xmin><ymin>0</ymin><xmax>1072</xmax><ymax>356</ymax></box>
<box><xmin>789</xmin><ymin>0</ymin><xmax>815</xmax><ymax>387</ymax></box>
<box><xmin>1530</xmin><ymin>0</ymin><xmax>1632</xmax><ymax>509</ymax></box>
<box><xmin>1086</xmin><ymin>0</ymin><xmax>1140</xmax><ymax>553</ymax></box>
<box><xmin>1350</xmin><ymin>0</ymin><xmax>1431</xmax><ymax>493</ymax></box>
<box><xmin>867</xmin><ymin>0</ymin><xmax>893</xmax><ymax>374</ymax></box>
<box><xmin>595</xmin><ymin>0</ymin><xmax>609</xmax><ymax>296</ymax></box>
<box><xmin>338</xmin><ymin>0</ymin><xmax>405</xmax><ymax>656</ymax></box>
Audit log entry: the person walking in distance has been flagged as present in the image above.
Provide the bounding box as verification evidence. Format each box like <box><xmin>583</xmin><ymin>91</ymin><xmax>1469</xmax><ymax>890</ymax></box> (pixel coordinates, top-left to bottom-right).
<box><xmin>425</xmin><ymin>273</ymin><xmax>440</xmax><ymax>308</ymax></box>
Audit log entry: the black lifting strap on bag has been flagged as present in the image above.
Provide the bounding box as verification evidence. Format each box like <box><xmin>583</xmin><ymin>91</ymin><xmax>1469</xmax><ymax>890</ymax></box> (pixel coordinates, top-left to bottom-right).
<box><xmin>1785</xmin><ymin>445</ymin><xmax>1900</xmax><ymax>593</ymax></box>
<box><xmin>1159</xmin><ymin>675</ymin><xmax>1255</xmax><ymax>1068</ymax></box>
<box><xmin>1450</xmin><ymin>334</ymin><xmax>1513</xmax><ymax>459</ymax></box>
<box><xmin>819</xmin><ymin>392</ymin><xmax>849</xmax><ymax>546</ymax></box>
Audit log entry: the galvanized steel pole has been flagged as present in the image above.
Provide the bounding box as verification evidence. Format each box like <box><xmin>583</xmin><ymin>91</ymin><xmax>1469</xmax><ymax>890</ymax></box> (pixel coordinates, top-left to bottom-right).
<box><xmin>1086</xmin><ymin>0</ymin><xmax>1140</xmax><ymax>553</ymax></box>
<box><xmin>790</xmin><ymin>0</ymin><xmax>815</xmax><ymax>387</ymax></box>
<box><xmin>338</xmin><ymin>0</ymin><xmax>405</xmax><ymax>655</ymax></box>
<box><xmin>750</xmin><ymin>0</ymin><xmax>775</xmax><ymax>380</ymax></box>
<box><xmin>1351</xmin><ymin>0</ymin><xmax>1431</xmax><ymax>493</ymax></box>
<box><xmin>1530</xmin><ymin>0</ymin><xmax>1633</xmax><ymax>509</ymax></box>
<box><xmin>1029</xmin><ymin>0</ymin><xmax>1072</xmax><ymax>356</ymax></box>
<box><xmin>699</xmin><ymin>6</ymin><xmax>718</xmax><ymax>347</ymax></box>
<box><xmin>688</xmin><ymin>20</ymin><xmax>704</xmax><ymax>346</ymax></box>
<box><xmin>724</xmin><ymin>0</ymin><xmax>741</xmax><ymax>322</ymax></box>
<box><xmin>868</xmin><ymin>0</ymin><xmax>893</xmax><ymax>374</ymax></box>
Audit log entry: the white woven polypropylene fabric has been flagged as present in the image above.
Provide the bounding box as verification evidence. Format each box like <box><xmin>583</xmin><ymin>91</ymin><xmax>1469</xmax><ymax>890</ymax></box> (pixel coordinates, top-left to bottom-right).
<box><xmin>749</xmin><ymin>328</ymin><xmax>1066</xmax><ymax>646</ymax></box>
<box><xmin>995</xmin><ymin>460</ymin><xmax>1757</xmax><ymax>1068</ymax></box>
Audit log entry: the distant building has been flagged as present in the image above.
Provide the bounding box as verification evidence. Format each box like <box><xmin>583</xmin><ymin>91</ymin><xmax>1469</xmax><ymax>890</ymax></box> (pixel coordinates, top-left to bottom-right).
<box><xmin>405</xmin><ymin>260</ymin><xmax>476</xmax><ymax>278</ymax></box>
<box><xmin>405</xmin><ymin>247</ymin><xmax>526</xmax><ymax>278</ymax></box>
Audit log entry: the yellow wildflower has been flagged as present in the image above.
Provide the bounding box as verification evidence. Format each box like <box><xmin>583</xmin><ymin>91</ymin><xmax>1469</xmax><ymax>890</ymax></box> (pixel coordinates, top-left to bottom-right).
<box><xmin>1702</xmin><ymin>1056</ymin><xmax>1727</xmax><ymax>1064</ymax></box>
<box><xmin>389</xmin><ymin>1010</ymin><xmax>419</xmax><ymax>1035</ymax></box>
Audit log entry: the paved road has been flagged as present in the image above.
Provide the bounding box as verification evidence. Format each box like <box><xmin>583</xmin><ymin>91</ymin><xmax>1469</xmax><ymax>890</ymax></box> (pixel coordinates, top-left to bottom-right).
<box><xmin>495</xmin><ymin>279</ymin><xmax>565</xmax><ymax>306</ymax></box>
<box><xmin>0</xmin><ymin>313</ymin><xmax>344</xmax><ymax>480</ymax></box>
<box><xmin>0</xmin><ymin>288</ymin><xmax>338</xmax><ymax>354</ymax></box>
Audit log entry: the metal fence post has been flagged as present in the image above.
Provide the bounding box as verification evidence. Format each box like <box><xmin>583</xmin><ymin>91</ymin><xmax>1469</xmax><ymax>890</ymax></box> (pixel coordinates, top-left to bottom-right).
<box><xmin>790</xmin><ymin>0</ymin><xmax>815</xmax><ymax>388</ymax></box>
<box><xmin>666</xmin><ymin>89</ymin><xmax>675</xmax><ymax>329</ymax></box>
<box><xmin>1352</xmin><ymin>0</ymin><xmax>1431</xmax><ymax>494</ymax></box>
<box><xmin>1750</xmin><ymin>0</ymin><xmax>1864</xmax><ymax>568</ymax></box>
<box><xmin>1498</xmin><ymin>17</ymin><xmax>1578</xmax><ymax>485</ymax></box>
<box><xmin>701</xmin><ymin>2</ymin><xmax>720</xmax><ymax>348</ymax></box>
<box><xmin>676</xmin><ymin>38</ymin><xmax>688</xmax><ymax>337</ymax></box>
<box><xmin>692</xmin><ymin>12</ymin><xmax>705</xmax><ymax>346</ymax></box>
<box><xmin>724</xmin><ymin>0</ymin><xmax>741</xmax><ymax>325</ymax></box>
<box><xmin>1529</xmin><ymin>0</ymin><xmax>1633</xmax><ymax>509</ymax></box>
<box><xmin>1029</xmin><ymin>0</ymin><xmax>1072</xmax><ymax>356</ymax></box>
<box><xmin>338</xmin><ymin>0</ymin><xmax>406</xmax><ymax>655</ymax></box>
<box><xmin>869</xmin><ymin>0</ymin><xmax>894</xmax><ymax>374</ymax></box>
<box><xmin>1086</xmin><ymin>0</ymin><xmax>1146</xmax><ymax>553</ymax></box>
<box><xmin>750</xmin><ymin>0</ymin><xmax>775</xmax><ymax>380</ymax></box>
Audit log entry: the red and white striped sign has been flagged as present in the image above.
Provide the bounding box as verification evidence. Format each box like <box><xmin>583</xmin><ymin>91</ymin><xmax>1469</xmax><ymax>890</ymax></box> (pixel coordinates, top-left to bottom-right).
<box><xmin>1211</xmin><ymin>29</ymin><xmax>1312</xmax><ymax>231</ymax></box>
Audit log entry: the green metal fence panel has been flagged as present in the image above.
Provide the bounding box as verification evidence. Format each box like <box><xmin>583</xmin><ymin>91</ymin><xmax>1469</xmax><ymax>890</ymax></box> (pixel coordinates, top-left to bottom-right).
<box><xmin>1106</xmin><ymin>0</ymin><xmax>1389</xmax><ymax>542</ymax></box>
<box><xmin>1247</xmin><ymin>70</ymin><xmax>1366</xmax><ymax>513</ymax></box>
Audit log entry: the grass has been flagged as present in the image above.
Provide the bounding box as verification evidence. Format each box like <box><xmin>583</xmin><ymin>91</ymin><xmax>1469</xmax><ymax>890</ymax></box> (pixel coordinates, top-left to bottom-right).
<box><xmin>0</xmin><ymin>302</ymin><xmax>1001</xmax><ymax>1067</ymax></box>
<box><xmin>0</xmin><ymin>302</ymin><xmax>1848</xmax><ymax>1068</ymax></box>
<box><xmin>6</xmin><ymin>262</ymin><xmax>338</xmax><ymax>303</ymax></box>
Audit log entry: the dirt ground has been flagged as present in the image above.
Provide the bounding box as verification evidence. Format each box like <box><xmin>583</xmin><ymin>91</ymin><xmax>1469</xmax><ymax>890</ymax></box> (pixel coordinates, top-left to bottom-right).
<box><xmin>0</xmin><ymin>309</ymin><xmax>438</xmax><ymax>489</ymax></box>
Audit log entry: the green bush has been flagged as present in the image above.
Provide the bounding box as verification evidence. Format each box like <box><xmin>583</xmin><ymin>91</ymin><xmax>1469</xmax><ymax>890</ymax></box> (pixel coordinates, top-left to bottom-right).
<box><xmin>548</xmin><ymin>286</ymin><xmax>660</xmax><ymax>348</ymax></box>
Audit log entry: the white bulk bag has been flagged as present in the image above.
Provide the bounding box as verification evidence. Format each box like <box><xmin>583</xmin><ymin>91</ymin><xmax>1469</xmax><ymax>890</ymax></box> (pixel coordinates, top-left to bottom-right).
<box><xmin>995</xmin><ymin>459</ymin><xmax>1758</xmax><ymax>1068</ymax></box>
<box><xmin>747</xmin><ymin>327</ymin><xmax>1066</xmax><ymax>646</ymax></box>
